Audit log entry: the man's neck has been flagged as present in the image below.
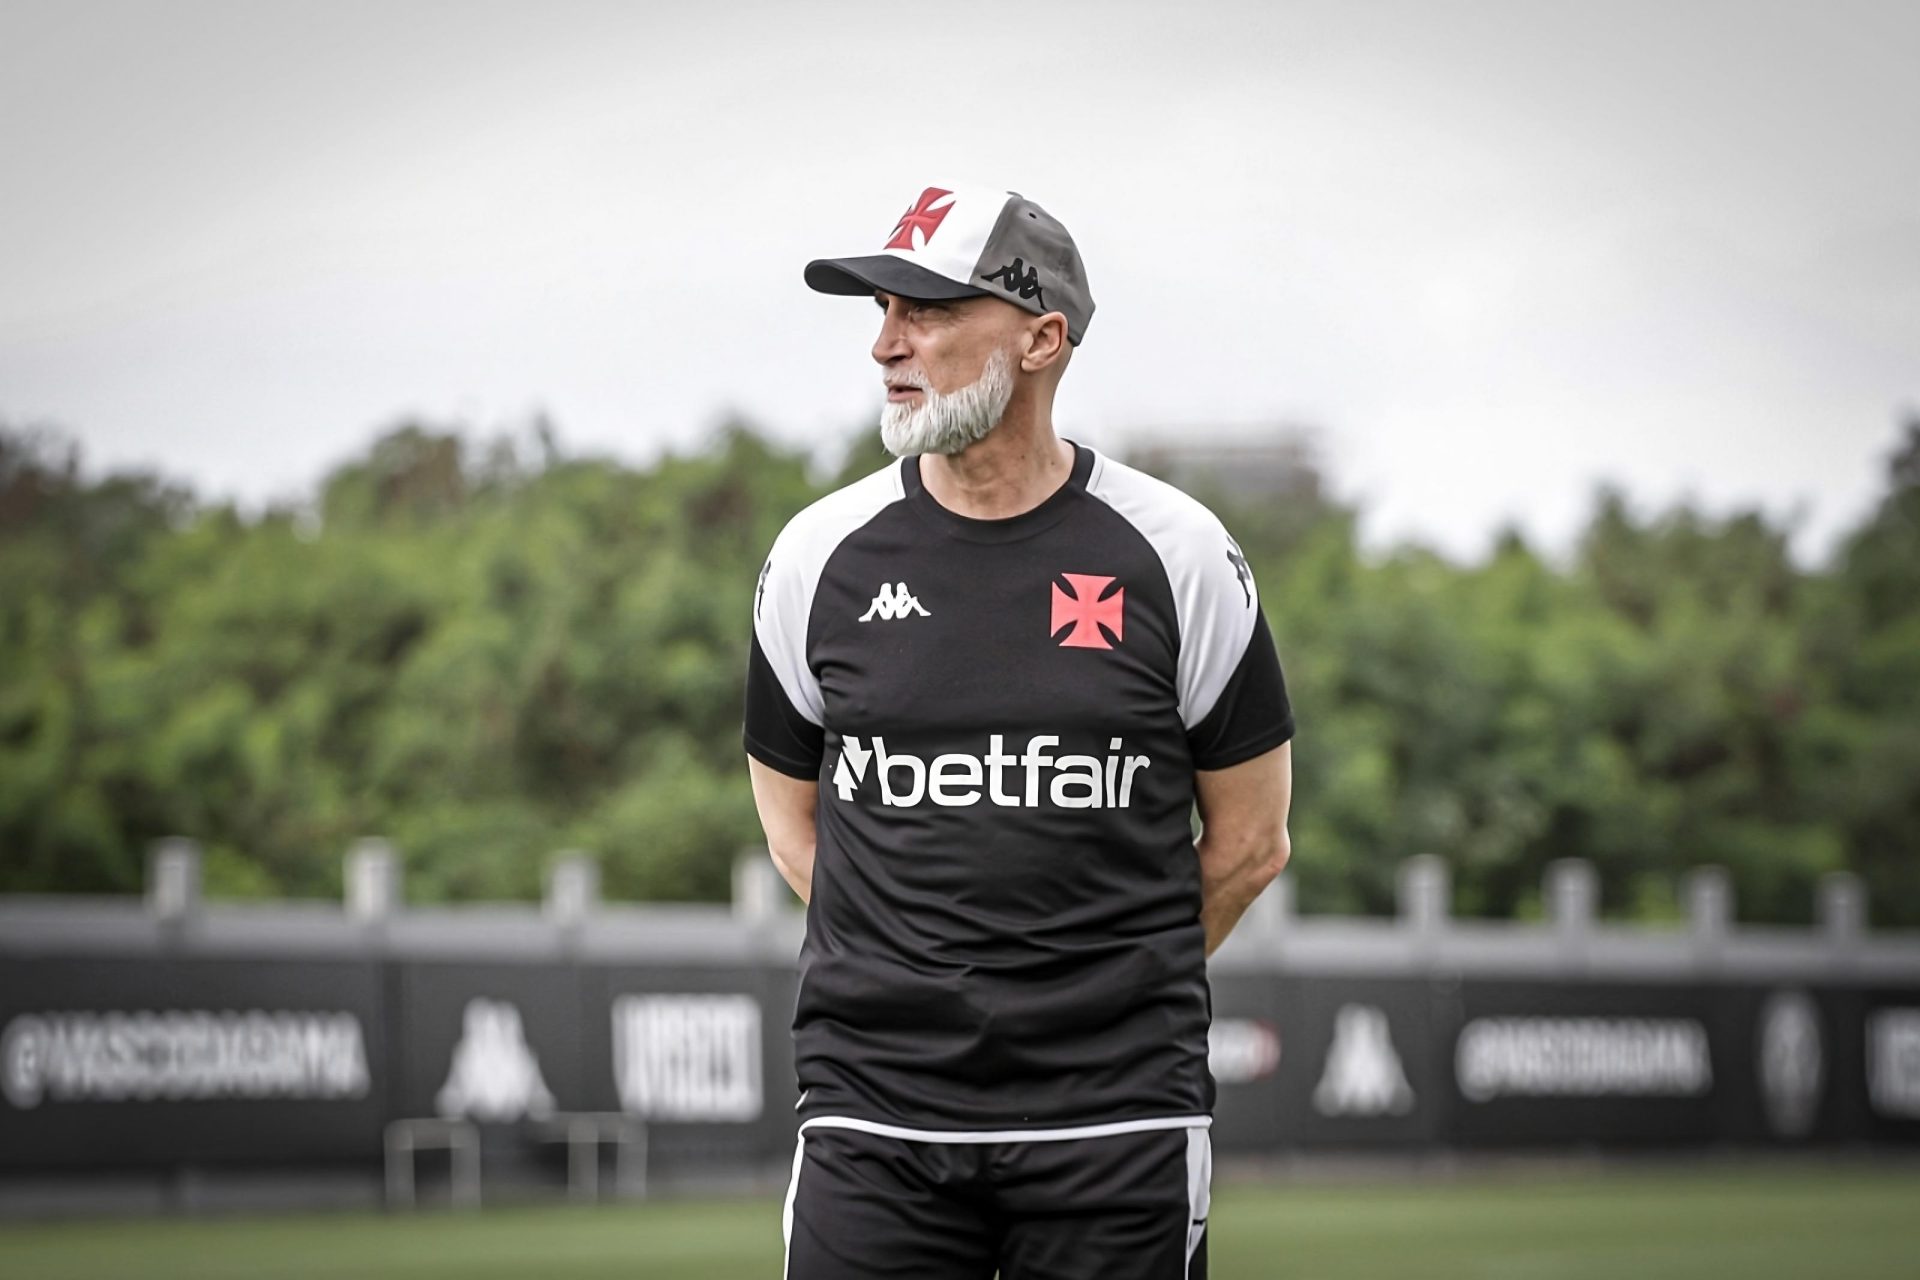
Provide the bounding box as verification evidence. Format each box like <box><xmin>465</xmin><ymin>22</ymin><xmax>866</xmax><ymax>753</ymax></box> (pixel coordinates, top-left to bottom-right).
<box><xmin>917</xmin><ymin>407</ymin><xmax>1073</xmax><ymax>521</ymax></box>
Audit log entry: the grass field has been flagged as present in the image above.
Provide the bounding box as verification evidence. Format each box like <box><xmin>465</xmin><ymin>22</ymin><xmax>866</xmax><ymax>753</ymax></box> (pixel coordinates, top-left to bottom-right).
<box><xmin>3</xmin><ymin>1166</ymin><xmax>1917</xmax><ymax>1279</ymax></box>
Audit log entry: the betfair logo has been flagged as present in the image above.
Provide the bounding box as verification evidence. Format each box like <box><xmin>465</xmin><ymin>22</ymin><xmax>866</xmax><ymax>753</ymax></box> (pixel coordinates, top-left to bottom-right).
<box><xmin>832</xmin><ymin>734</ymin><xmax>1151</xmax><ymax>809</ymax></box>
<box><xmin>859</xmin><ymin>582</ymin><xmax>930</xmax><ymax>622</ymax></box>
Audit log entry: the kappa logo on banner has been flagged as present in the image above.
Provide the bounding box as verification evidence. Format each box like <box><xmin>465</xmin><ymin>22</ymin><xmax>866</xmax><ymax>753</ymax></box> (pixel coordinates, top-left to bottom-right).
<box><xmin>1313</xmin><ymin>1004</ymin><xmax>1415</xmax><ymax>1117</ymax></box>
<box><xmin>436</xmin><ymin>999</ymin><xmax>555</xmax><ymax>1123</ymax></box>
<box><xmin>1208</xmin><ymin>1018</ymin><xmax>1281</xmax><ymax>1086</ymax></box>
<box><xmin>612</xmin><ymin>994</ymin><xmax>763</xmax><ymax>1122</ymax></box>
<box><xmin>885</xmin><ymin>187</ymin><xmax>955</xmax><ymax>251</ymax></box>
<box><xmin>1758</xmin><ymin>990</ymin><xmax>1824</xmax><ymax>1139</ymax></box>
<box><xmin>859</xmin><ymin>582</ymin><xmax>930</xmax><ymax>622</ymax></box>
<box><xmin>1051</xmin><ymin>573</ymin><xmax>1124</xmax><ymax>649</ymax></box>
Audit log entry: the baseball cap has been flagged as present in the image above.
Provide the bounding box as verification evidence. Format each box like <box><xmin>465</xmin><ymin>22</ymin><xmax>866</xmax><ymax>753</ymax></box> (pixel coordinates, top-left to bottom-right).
<box><xmin>805</xmin><ymin>185</ymin><xmax>1096</xmax><ymax>345</ymax></box>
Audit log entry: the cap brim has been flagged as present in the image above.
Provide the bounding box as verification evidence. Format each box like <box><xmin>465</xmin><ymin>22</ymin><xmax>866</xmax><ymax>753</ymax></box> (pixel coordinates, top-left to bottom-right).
<box><xmin>804</xmin><ymin>254</ymin><xmax>992</xmax><ymax>302</ymax></box>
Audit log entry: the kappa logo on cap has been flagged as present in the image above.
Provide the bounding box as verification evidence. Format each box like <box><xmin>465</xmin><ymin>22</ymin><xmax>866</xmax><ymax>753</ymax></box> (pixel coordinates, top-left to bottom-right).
<box><xmin>981</xmin><ymin>257</ymin><xmax>1046</xmax><ymax>306</ymax></box>
<box><xmin>885</xmin><ymin>187</ymin><xmax>955</xmax><ymax>251</ymax></box>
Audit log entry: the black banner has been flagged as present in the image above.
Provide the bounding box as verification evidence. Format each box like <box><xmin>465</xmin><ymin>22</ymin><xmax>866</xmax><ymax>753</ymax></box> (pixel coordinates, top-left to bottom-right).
<box><xmin>0</xmin><ymin>956</ymin><xmax>387</xmax><ymax>1170</ymax></box>
<box><xmin>1205</xmin><ymin>972</ymin><xmax>1286</xmax><ymax>1151</ymax></box>
<box><xmin>1274</xmin><ymin>976</ymin><xmax>1444</xmax><ymax>1149</ymax></box>
<box><xmin>1209</xmin><ymin>974</ymin><xmax>1446</xmax><ymax>1151</ymax></box>
<box><xmin>1711</xmin><ymin>985</ymin><xmax>1866</xmax><ymax>1146</ymax></box>
<box><xmin>1861</xmin><ymin>989</ymin><xmax>1920</xmax><ymax>1144</ymax></box>
<box><xmin>582</xmin><ymin>964</ymin><xmax>800</xmax><ymax>1170</ymax></box>
<box><xmin>1442</xmin><ymin>980</ymin><xmax>1725</xmax><ymax>1147</ymax></box>
<box><xmin>2</xmin><ymin>951</ymin><xmax>1916</xmax><ymax>1176</ymax></box>
<box><xmin>393</xmin><ymin>961</ymin><xmax>587</xmax><ymax>1126</ymax></box>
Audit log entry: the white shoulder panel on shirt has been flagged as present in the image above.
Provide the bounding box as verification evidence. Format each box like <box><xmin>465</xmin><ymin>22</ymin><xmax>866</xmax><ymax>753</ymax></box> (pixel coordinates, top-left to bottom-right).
<box><xmin>753</xmin><ymin>460</ymin><xmax>907</xmax><ymax>727</ymax></box>
<box><xmin>1083</xmin><ymin>448</ymin><xmax>1260</xmax><ymax>729</ymax></box>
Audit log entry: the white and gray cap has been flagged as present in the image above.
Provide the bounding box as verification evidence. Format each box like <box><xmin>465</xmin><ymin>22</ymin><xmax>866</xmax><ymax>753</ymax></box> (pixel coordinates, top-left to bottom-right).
<box><xmin>805</xmin><ymin>185</ymin><xmax>1095</xmax><ymax>345</ymax></box>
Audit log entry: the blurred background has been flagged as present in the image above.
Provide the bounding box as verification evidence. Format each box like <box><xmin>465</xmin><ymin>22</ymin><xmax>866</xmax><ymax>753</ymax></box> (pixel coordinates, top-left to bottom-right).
<box><xmin>1</xmin><ymin>1</ymin><xmax>1916</xmax><ymax>1277</ymax></box>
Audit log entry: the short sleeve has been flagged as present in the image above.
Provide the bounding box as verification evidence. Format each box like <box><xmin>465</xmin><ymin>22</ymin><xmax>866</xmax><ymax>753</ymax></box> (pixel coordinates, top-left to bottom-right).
<box><xmin>1080</xmin><ymin>452</ymin><xmax>1296</xmax><ymax>768</ymax></box>
<box><xmin>744</xmin><ymin>628</ymin><xmax>824</xmax><ymax>779</ymax></box>
<box><xmin>1187</xmin><ymin>606</ymin><xmax>1293</xmax><ymax>771</ymax></box>
<box><xmin>737</xmin><ymin>462</ymin><xmax>907</xmax><ymax>782</ymax></box>
<box><xmin>743</xmin><ymin>549</ymin><xmax>826</xmax><ymax>779</ymax></box>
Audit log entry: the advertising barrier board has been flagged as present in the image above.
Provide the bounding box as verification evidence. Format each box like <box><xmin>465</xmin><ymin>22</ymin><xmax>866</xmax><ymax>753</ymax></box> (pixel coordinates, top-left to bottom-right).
<box><xmin>1</xmin><ymin>952</ymin><xmax>1916</xmax><ymax>1177</ymax></box>
<box><xmin>0</xmin><ymin>956</ymin><xmax>387</xmax><ymax>1169</ymax></box>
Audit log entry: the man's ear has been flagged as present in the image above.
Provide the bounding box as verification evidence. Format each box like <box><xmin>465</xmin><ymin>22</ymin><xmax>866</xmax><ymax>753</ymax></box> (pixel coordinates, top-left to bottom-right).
<box><xmin>1021</xmin><ymin>313</ymin><xmax>1070</xmax><ymax>374</ymax></box>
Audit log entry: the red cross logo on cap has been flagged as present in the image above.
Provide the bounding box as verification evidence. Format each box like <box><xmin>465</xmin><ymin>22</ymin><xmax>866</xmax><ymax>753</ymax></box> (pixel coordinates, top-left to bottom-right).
<box><xmin>885</xmin><ymin>187</ymin><xmax>954</xmax><ymax>251</ymax></box>
<box><xmin>1051</xmin><ymin>573</ymin><xmax>1124</xmax><ymax>649</ymax></box>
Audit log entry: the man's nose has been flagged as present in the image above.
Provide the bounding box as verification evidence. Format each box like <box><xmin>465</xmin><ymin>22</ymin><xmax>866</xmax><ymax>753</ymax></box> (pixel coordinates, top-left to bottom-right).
<box><xmin>871</xmin><ymin>302</ymin><xmax>911</xmax><ymax>366</ymax></box>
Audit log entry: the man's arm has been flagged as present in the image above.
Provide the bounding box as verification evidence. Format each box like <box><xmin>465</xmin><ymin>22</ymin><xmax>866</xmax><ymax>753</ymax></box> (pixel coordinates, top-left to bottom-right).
<box><xmin>747</xmin><ymin>755</ymin><xmax>819</xmax><ymax>904</ymax></box>
<box><xmin>1193</xmin><ymin>740</ymin><xmax>1292</xmax><ymax>956</ymax></box>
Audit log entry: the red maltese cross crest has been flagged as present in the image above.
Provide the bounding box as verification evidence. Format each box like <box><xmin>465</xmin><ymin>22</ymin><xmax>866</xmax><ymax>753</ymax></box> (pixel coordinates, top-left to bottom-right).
<box><xmin>1051</xmin><ymin>573</ymin><xmax>1124</xmax><ymax>649</ymax></box>
<box><xmin>884</xmin><ymin>187</ymin><xmax>954</xmax><ymax>251</ymax></box>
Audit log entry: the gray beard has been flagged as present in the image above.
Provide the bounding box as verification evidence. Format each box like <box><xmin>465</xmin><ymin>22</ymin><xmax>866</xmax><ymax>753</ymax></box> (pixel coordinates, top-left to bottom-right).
<box><xmin>880</xmin><ymin>347</ymin><xmax>1015</xmax><ymax>458</ymax></box>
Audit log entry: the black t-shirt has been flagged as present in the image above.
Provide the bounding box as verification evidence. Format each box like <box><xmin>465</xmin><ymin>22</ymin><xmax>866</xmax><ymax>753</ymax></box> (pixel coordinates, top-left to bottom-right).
<box><xmin>744</xmin><ymin>439</ymin><xmax>1293</xmax><ymax>1131</ymax></box>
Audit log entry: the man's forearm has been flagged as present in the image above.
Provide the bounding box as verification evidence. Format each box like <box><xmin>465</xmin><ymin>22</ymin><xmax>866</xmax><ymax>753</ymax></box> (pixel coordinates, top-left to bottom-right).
<box><xmin>746</xmin><ymin>758</ymin><xmax>820</xmax><ymax>907</ymax></box>
<box><xmin>1197</xmin><ymin>835</ymin><xmax>1288</xmax><ymax>956</ymax></box>
<box><xmin>769</xmin><ymin>842</ymin><xmax>815</xmax><ymax>905</ymax></box>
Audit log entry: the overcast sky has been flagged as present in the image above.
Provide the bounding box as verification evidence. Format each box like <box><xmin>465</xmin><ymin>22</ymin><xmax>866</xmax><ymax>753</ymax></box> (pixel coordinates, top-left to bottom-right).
<box><xmin>1</xmin><ymin>0</ymin><xmax>1914</xmax><ymax>562</ymax></box>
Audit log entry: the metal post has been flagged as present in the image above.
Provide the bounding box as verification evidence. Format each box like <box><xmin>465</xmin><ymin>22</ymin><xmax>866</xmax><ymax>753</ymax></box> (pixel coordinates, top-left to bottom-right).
<box><xmin>1818</xmin><ymin>871</ymin><xmax>1865</xmax><ymax>944</ymax></box>
<box><xmin>451</xmin><ymin>1125</ymin><xmax>480</xmax><ymax>1210</ymax></box>
<box><xmin>569</xmin><ymin>1117</ymin><xmax>597</xmax><ymax>1202</ymax></box>
<box><xmin>1545</xmin><ymin>859</ymin><xmax>1597</xmax><ymax>932</ymax></box>
<box><xmin>385</xmin><ymin>1125</ymin><xmax>414</xmax><ymax>1210</ymax></box>
<box><xmin>346</xmin><ymin>837</ymin><xmax>400</xmax><ymax>923</ymax></box>
<box><xmin>1685</xmin><ymin>865</ymin><xmax>1732</xmax><ymax>965</ymax></box>
<box><xmin>1397</xmin><ymin>855</ymin><xmax>1450</xmax><ymax>932</ymax></box>
<box><xmin>733</xmin><ymin>849</ymin><xmax>788</xmax><ymax>923</ymax></box>
<box><xmin>385</xmin><ymin>1119</ymin><xmax>481</xmax><ymax>1211</ymax></box>
<box><xmin>616</xmin><ymin>1118</ymin><xmax>648</xmax><ymax>1200</ymax></box>
<box><xmin>546</xmin><ymin>851</ymin><xmax>600</xmax><ymax>929</ymax></box>
<box><xmin>147</xmin><ymin>837</ymin><xmax>202</xmax><ymax>923</ymax></box>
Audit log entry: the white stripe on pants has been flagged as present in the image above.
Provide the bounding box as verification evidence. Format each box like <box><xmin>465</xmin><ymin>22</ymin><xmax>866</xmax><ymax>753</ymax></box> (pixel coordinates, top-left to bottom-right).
<box><xmin>1184</xmin><ymin>1126</ymin><xmax>1211</xmax><ymax>1276</ymax></box>
<box><xmin>781</xmin><ymin>1131</ymin><xmax>807</xmax><ymax>1280</ymax></box>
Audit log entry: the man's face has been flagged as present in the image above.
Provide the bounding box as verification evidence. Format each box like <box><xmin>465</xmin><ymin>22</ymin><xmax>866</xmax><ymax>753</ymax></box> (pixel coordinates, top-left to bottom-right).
<box><xmin>871</xmin><ymin>291</ymin><xmax>1018</xmax><ymax>395</ymax></box>
<box><xmin>871</xmin><ymin>291</ymin><xmax>1025</xmax><ymax>457</ymax></box>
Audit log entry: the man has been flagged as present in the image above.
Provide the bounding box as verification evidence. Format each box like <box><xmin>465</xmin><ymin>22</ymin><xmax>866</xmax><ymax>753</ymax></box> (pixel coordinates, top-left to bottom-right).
<box><xmin>744</xmin><ymin>185</ymin><xmax>1294</xmax><ymax>1279</ymax></box>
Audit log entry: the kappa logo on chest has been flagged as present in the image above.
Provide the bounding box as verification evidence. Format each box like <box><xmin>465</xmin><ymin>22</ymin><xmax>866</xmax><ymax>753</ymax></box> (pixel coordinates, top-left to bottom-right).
<box><xmin>859</xmin><ymin>582</ymin><xmax>930</xmax><ymax>622</ymax></box>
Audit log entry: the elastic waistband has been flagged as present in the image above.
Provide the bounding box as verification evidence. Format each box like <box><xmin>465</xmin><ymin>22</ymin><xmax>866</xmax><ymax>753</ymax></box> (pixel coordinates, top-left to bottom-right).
<box><xmin>796</xmin><ymin>1114</ymin><xmax>1211</xmax><ymax>1145</ymax></box>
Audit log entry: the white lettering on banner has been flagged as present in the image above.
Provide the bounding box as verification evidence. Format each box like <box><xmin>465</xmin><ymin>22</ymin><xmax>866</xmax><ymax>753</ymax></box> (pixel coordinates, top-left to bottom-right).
<box><xmin>1455</xmin><ymin>1017</ymin><xmax>1712</xmax><ymax>1103</ymax></box>
<box><xmin>0</xmin><ymin>1010</ymin><xmax>369</xmax><ymax>1109</ymax></box>
<box><xmin>833</xmin><ymin>734</ymin><xmax>1150</xmax><ymax>809</ymax></box>
<box><xmin>612</xmin><ymin>994</ymin><xmax>762</xmax><ymax>1121</ymax></box>
<box><xmin>1868</xmin><ymin>1008</ymin><xmax>1920</xmax><ymax>1119</ymax></box>
<box><xmin>1314</xmin><ymin>1004</ymin><xmax>1415</xmax><ymax>1117</ymax></box>
<box><xmin>1208</xmin><ymin>1018</ymin><xmax>1280</xmax><ymax>1085</ymax></box>
<box><xmin>436</xmin><ymin>999</ymin><xmax>555</xmax><ymax>1123</ymax></box>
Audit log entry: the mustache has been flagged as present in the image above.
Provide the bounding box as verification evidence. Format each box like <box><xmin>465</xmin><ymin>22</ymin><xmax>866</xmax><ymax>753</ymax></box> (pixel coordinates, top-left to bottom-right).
<box><xmin>884</xmin><ymin>369</ymin><xmax>931</xmax><ymax>391</ymax></box>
